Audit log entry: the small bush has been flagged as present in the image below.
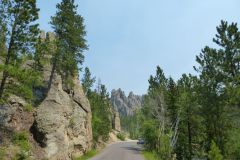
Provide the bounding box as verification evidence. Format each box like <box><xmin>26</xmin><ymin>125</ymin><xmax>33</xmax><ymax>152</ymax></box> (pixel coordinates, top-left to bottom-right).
<box><xmin>143</xmin><ymin>151</ymin><xmax>158</xmax><ymax>160</ymax></box>
<box><xmin>117</xmin><ymin>132</ymin><xmax>126</xmax><ymax>141</ymax></box>
<box><xmin>12</xmin><ymin>131</ymin><xmax>30</xmax><ymax>152</ymax></box>
<box><xmin>13</xmin><ymin>150</ymin><xmax>29</xmax><ymax>160</ymax></box>
<box><xmin>23</xmin><ymin>104</ymin><xmax>33</xmax><ymax>112</ymax></box>
<box><xmin>73</xmin><ymin>150</ymin><xmax>97</xmax><ymax>160</ymax></box>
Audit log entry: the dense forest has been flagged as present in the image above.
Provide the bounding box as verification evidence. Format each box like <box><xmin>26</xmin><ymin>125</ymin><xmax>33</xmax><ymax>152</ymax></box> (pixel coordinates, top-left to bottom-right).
<box><xmin>127</xmin><ymin>21</ymin><xmax>240</xmax><ymax>159</ymax></box>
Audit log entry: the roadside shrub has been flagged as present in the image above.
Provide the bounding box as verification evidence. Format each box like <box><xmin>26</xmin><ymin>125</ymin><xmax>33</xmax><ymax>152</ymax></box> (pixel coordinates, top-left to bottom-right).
<box><xmin>73</xmin><ymin>150</ymin><xmax>97</xmax><ymax>160</ymax></box>
<box><xmin>117</xmin><ymin>132</ymin><xmax>126</xmax><ymax>141</ymax></box>
<box><xmin>143</xmin><ymin>151</ymin><xmax>158</xmax><ymax>160</ymax></box>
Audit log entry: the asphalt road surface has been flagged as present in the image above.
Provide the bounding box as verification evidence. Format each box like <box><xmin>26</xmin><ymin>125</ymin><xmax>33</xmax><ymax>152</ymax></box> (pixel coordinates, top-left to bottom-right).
<box><xmin>90</xmin><ymin>141</ymin><xmax>144</xmax><ymax>160</ymax></box>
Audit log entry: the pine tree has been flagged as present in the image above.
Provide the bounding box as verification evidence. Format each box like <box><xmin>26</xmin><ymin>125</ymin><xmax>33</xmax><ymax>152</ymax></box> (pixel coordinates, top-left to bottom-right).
<box><xmin>208</xmin><ymin>140</ymin><xmax>223</xmax><ymax>160</ymax></box>
<box><xmin>176</xmin><ymin>74</ymin><xmax>204</xmax><ymax>159</ymax></box>
<box><xmin>88</xmin><ymin>83</ymin><xmax>112</xmax><ymax>145</ymax></box>
<box><xmin>166</xmin><ymin>77</ymin><xmax>179</xmax><ymax>127</ymax></box>
<box><xmin>50</xmin><ymin>0</ymin><xmax>88</xmax><ymax>90</ymax></box>
<box><xmin>0</xmin><ymin>0</ymin><xmax>39</xmax><ymax>102</ymax></box>
<box><xmin>81</xmin><ymin>67</ymin><xmax>96</xmax><ymax>96</ymax></box>
<box><xmin>194</xmin><ymin>21</ymin><xmax>238</xmax><ymax>155</ymax></box>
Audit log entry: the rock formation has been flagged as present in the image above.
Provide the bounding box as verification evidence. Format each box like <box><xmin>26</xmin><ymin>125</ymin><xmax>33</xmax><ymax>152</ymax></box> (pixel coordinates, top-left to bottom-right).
<box><xmin>31</xmin><ymin>32</ymin><xmax>92</xmax><ymax>159</ymax></box>
<box><xmin>0</xmin><ymin>32</ymin><xmax>93</xmax><ymax>160</ymax></box>
<box><xmin>112</xmin><ymin>111</ymin><xmax>121</xmax><ymax>132</ymax></box>
<box><xmin>32</xmin><ymin>75</ymin><xmax>92</xmax><ymax>159</ymax></box>
<box><xmin>111</xmin><ymin>89</ymin><xmax>143</xmax><ymax>116</ymax></box>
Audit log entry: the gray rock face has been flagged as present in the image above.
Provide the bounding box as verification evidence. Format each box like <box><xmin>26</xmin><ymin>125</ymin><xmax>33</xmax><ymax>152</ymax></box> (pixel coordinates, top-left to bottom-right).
<box><xmin>33</xmin><ymin>73</ymin><xmax>92</xmax><ymax>160</ymax></box>
<box><xmin>111</xmin><ymin>89</ymin><xmax>143</xmax><ymax>116</ymax></box>
<box><xmin>34</xmin><ymin>64</ymin><xmax>92</xmax><ymax>159</ymax></box>
<box><xmin>31</xmin><ymin>32</ymin><xmax>92</xmax><ymax>160</ymax></box>
<box><xmin>112</xmin><ymin>111</ymin><xmax>121</xmax><ymax>132</ymax></box>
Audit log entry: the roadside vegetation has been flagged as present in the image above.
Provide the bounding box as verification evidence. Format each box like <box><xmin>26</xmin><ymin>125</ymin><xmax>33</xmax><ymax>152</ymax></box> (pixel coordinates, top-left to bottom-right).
<box><xmin>127</xmin><ymin>21</ymin><xmax>240</xmax><ymax>159</ymax></box>
<box><xmin>143</xmin><ymin>151</ymin><xmax>158</xmax><ymax>160</ymax></box>
<box><xmin>73</xmin><ymin>150</ymin><xmax>98</xmax><ymax>160</ymax></box>
<box><xmin>116</xmin><ymin>132</ymin><xmax>126</xmax><ymax>141</ymax></box>
<box><xmin>81</xmin><ymin>67</ymin><xmax>113</xmax><ymax>147</ymax></box>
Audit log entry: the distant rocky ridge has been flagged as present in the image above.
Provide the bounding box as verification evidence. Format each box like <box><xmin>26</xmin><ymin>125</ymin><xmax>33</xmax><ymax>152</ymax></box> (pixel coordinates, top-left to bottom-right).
<box><xmin>111</xmin><ymin>89</ymin><xmax>143</xmax><ymax>116</ymax></box>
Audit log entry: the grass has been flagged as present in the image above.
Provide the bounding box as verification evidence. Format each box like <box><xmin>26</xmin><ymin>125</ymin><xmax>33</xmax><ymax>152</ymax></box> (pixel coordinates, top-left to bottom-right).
<box><xmin>12</xmin><ymin>131</ymin><xmax>30</xmax><ymax>152</ymax></box>
<box><xmin>12</xmin><ymin>131</ymin><xmax>31</xmax><ymax>159</ymax></box>
<box><xmin>0</xmin><ymin>147</ymin><xmax>6</xmax><ymax>160</ymax></box>
<box><xmin>23</xmin><ymin>104</ymin><xmax>33</xmax><ymax>112</ymax></box>
<box><xmin>73</xmin><ymin>150</ymin><xmax>98</xmax><ymax>160</ymax></box>
<box><xmin>143</xmin><ymin>151</ymin><xmax>159</xmax><ymax>160</ymax></box>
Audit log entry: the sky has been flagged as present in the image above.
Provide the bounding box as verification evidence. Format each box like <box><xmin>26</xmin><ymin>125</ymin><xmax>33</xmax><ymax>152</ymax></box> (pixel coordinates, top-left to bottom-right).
<box><xmin>37</xmin><ymin>0</ymin><xmax>240</xmax><ymax>95</ymax></box>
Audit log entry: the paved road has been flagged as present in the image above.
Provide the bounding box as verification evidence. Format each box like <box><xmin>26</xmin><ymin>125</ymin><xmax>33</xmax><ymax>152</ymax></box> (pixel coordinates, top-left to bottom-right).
<box><xmin>90</xmin><ymin>141</ymin><xmax>144</xmax><ymax>160</ymax></box>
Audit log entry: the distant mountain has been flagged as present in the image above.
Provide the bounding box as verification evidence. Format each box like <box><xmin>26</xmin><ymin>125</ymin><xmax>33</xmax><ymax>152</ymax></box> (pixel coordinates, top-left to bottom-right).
<box><xmin>111</xmin><ymin>89</ymin><xmax>143</xmax><ymax>116</ymax></box>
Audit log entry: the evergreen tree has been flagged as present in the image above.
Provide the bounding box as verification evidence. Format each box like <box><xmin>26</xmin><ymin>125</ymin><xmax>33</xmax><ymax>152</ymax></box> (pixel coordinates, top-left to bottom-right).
<box><xmin>208</xmin><ymin>141</ymin><xmax>223</xmax><ymax>160</ymax></box>
<box><xmin>34</xmin><ymin>32</ymin><xmax>54</xmax><ymax>71</ymax></box>
<box><xmin>165</xmin><ymin>77</ymin><xmax>179</xmax><ymax>128</ymax></box>
<box><xmin>88</xmin><ymin>84</ymin><xmax>112</xmax><ymax>146</ymax></box>
<box><xmin>0</xmin><ymin>0</ymin><xmax>39</xmax><ymax>102</ymax></box>
<box><xmin>50</xmin><ymin>0</ymin><xmax>88</xmax><ymax>90</ymax></box>
<box><xmin>194</xmin><ymin>21</ymin><xmax>238</xmax><ymax>155</ymax></box>
<box><xmin>81</xmin><ymin>67</ymin><xmax>96</xmax><ymax>96</ymax></box>
<box><xmin>176</xmin><ymin>74</ymin><xmax>204</xmax><ymax>160</ymax></box>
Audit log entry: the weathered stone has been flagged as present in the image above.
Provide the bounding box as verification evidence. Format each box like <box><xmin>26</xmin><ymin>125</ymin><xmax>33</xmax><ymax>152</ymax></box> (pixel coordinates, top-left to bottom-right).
<box><xmin>111</xmin><ymin>89</ymin><xmax>143</xmax><ymax>116</ymax></box>
<box><xmin>33</xmin><ymin>73</ymin><xmax>92</xmax><ymax>160</ymax></box>
<box><xmin>113</xmin><ymin>111</ymin><xmax>121</xmax><ymax>132</ymax></box>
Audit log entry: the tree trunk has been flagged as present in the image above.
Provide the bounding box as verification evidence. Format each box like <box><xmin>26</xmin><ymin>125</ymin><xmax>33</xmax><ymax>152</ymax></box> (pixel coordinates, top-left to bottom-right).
<box><xmin>0</xmin><ymin>23</ymin><xmax>16</xmax><ymax>99</ymax></box>
<box><xmin>48</xmin><ymin>56</ymin><xmax>57</xmax><ymax>91</ymax></box>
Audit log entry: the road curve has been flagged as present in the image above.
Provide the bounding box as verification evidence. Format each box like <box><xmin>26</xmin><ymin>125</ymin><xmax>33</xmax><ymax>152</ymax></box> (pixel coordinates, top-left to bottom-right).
<box><xmin>90</xmin><ymin>141</ymin><xmax>144</xmax><ymax>160</ymax></box>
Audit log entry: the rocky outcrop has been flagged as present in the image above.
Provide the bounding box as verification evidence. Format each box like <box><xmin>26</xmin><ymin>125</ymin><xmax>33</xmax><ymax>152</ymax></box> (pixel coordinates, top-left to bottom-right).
<box><xmin>112</xmin><ymin>111</ymin><xmax>121</xmax><ymax>132</ymax></box>
<box><xmin>31</xmin><ymin>32</ymin><xmax>92</xmax><ymax>160</ymax></box>
<box><xmin>111</xmin><ymin>89</ymin><xmax>143</xmax><ymax>116</ymax></box>
<box><xmin>0</xmin><ymin>96</ymin><xmax>32</xmax><ymax>132</ymax></box>
<box><xmin>32</xmin><ymin>74</ymin><xmax>92</xmax><ymax>160</ymax></box>
<box><xmin>0</xmin><ymin>32</ymin><xmax>93</xmax><ymax>160</ymax></box>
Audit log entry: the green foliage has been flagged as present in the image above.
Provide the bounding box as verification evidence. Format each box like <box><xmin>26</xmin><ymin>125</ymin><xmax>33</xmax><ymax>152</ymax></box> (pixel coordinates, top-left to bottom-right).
<box><xmin>0</xmin><ymin>147</ymin><xmax>6</xmax><ymax>160</ymax></box>
<box><xmin>141</xmin><ymin>120</ymin><xmax>159</xmax><ymax>151</ymax></box>
<box><xmin>226</xmin><ymin>128</ymin><xmax>240</xmax><ymax>159</ymax></box>
<box><xmin>23</xmin><ymin>104</ymin><xmax>33</xmax><ymax>112</ymax></box>
<box><xmin>157</xmin><ymin>134</ymin><xmax>173</xmax><ymax>160</ymax></box>
<box><xmin>120</xmin><ymin>111</ymin><xmax>142</xmax><ymax>139</ymax></box>
<box><xmin>12</xmin><ymin>132</ymin><xmax>30</xmax><ymax>152</ymax></box>
<box><xmin>138</xmin><ymin>20</ymin><xmax>240</xmax><ymax>160</ymax></box>
<box><xmin>11</xmin><ymin>131</ymin><xmax>31</xmax><ymax>160</ymax></box>
<box><xmin>73</xmin><ymin>150</ymin><xmax>97</xmax><ymax>160</ymax></box>
<box><xmin>86</xmin><ymin>79</ymin><xmax>112</xmax><ymax>146</ymax></box>
<box><xmin>116</xmin><ymin>132</ymin><xmax>126</xmax><ymax>141</ymax></box>
<box><xmin>143</xmin><ymin>151</ymin><xmax>159</xmax><ymax>160</ymax></box>
<box><xmin>50</xmin><ymin>0</ymin><xmax>88</xmax><ymax>88</ymax></box>
<box><xmin>0</xmin><ymin>0</ymin><xmax>40</xmax><ymax>101</ymax></box>
<box><xmin>34</xmin><ymin>33</ymin><xmax>55</xmax><ymax>71</ymax></box>
<box><xmin>208</xmin><ymin>141</ymin><xmax>223</xmax><ymax>160</ymax></box>
<box><xmin>81</xmin><ymin>67</ymin><xmax>96</xmax><ymax>96</ymax></box>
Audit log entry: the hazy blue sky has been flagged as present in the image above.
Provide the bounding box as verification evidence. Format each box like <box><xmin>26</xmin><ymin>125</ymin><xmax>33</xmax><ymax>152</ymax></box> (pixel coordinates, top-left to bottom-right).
<box><xmin>37</xmin><ymin>0</ymin><xmax>240</xmax><ymax>95</ymax></box>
